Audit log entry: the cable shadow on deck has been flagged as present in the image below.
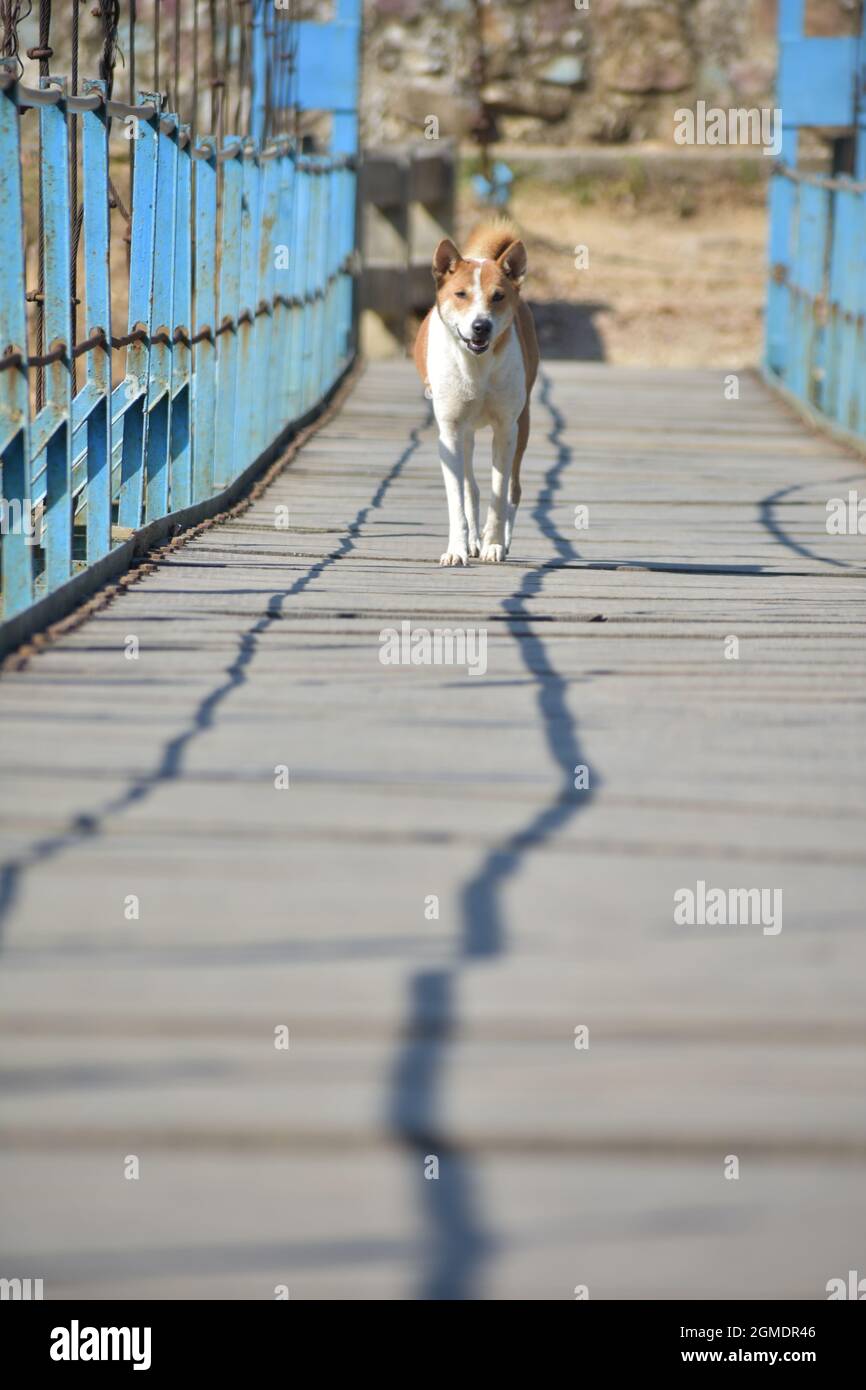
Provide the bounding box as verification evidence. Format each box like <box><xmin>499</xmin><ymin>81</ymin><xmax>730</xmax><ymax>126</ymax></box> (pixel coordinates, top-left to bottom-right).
<box><xmin>388</xmin><ymin>371</ymin><xmax>599</xmax><ymax>1300</ymax></box>
<box><xmin>758</xmin><ymin>477</ymin><xmax>864</xmax><ymax>571</ymax></box>
<box><xmin>0</xmin><ymin>414</ymin><xmax>432</xmax><ymax>940</ymax></box>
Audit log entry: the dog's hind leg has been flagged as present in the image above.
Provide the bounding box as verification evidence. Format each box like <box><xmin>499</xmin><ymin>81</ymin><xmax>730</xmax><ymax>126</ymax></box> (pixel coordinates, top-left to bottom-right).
<box><xmin>505</xmin><ymin>402</ymin><xmax>530</xmax><ymax>555</ymax></box>
<box><xmin>463</xmin><ymin>434</ymin><xmax>481</xmax><ymax>557</ymax></box>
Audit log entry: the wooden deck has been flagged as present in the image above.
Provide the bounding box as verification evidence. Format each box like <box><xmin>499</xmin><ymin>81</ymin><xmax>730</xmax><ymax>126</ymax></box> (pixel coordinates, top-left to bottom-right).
<box><xmin>1</xmin><ymin>360</ymin><xmax>865</xmax><ymax>1300</ymax></box>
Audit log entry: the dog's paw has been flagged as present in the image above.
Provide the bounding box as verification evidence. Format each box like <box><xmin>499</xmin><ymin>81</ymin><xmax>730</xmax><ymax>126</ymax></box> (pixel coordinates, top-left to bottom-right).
<box><xmin>480</xmin><ymin>542</ymin><xmax>506</xmax><ymax>563</ymax></box>
<box><xmin>440</xmin><ymin>546</ymin><xmax>469</xmax><ymax>567</ymax></box>
<box><xmin>467</xmin><ymin>534</ymin><xmax>481</xmax><ymax>558</ymax></box>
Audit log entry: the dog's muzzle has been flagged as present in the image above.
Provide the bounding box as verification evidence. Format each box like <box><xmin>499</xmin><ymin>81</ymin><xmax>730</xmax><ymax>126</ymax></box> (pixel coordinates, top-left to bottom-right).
<box><xmin>459</xmin><ymin>326</ymin><xmax>491</xmax><ymax>356</ymax></box>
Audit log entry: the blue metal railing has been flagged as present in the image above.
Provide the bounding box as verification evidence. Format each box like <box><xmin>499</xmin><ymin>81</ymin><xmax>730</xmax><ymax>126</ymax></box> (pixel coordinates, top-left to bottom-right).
<box><xmin>0</xmin><ymin>0</ymin><xmax>361</xmax><ymax>632</ymax></box>
<box><xmin>765</xmin><ymin>0</ymin><xmax>866</xmax><ymax>445</ymax></box>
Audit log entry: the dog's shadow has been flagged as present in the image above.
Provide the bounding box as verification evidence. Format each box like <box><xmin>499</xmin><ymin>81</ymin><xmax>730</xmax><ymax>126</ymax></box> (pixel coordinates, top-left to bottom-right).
<box><xmin>528</xmin><ymin>299</ymin><xmax>608</xmax><ymax>362</ymax></box>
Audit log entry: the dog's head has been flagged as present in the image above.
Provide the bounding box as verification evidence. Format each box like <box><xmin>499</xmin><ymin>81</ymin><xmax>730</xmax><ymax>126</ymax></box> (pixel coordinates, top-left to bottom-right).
<box><xmin>431</xmin><ymin>237</ymin><xmax>527</xmax><ymax>357</ymax></box>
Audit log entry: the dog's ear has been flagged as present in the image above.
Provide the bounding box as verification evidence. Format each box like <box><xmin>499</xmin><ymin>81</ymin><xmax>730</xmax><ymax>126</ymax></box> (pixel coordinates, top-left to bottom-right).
<box><xmin>432</xmin><ymin>238</ymin><xmax>461</xmax><ymax>284</ymax></box>
<box><xmin>498</xmin><ymin>239</ymin><xmax>527</xmax><ymax>290</ymax></box>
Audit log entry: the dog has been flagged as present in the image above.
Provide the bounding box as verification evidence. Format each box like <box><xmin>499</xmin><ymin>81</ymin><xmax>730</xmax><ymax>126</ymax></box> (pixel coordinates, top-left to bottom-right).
<box><xmin>413</xmin><ymin>218</ymin><xmax>539</xmax><ymax>566</ymax></box>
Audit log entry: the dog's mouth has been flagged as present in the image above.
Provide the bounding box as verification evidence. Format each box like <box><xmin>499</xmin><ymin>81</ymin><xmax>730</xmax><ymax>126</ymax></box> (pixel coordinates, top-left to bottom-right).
<box><xmin>459</xmin><ymin>331</ymin><xmax>490</xmax><ymax>356</ymax></box>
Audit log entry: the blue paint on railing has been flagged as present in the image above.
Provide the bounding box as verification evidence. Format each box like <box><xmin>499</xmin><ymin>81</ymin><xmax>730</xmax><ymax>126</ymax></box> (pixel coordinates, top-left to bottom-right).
<box><xmin>0</xmin><ymin>73</ymin><xmax>33</xmax><ymax>618</ymax></box>
<box><xmin>81</xmin><ymin>79</ymin><xmax>113</xmax><ymax>566</ymax></box>
<box><xmin>39</xmin><ymin>77</ymin><xmax>75</xmax><ymax>596</ymax></box>
<box><xmin>765</xmin><ymin>0</ymin><xmax>866</xmax><ymax>444</ymax></box>
<box><xmin>192</xmin><ymin>138</ymin><xmax>218</xmax><ymax>508</ymax></box>
<box><xmin>118</xmin><ymin>94</ymin><xmax>159</xmax><ymax>533</ymax></box>
<box><xmin>170</xmin><ymin>122</ymin><xmax>193</xmax><ymax>514</ymax></box>
<box><xmin>0</xmin><ymin>0</ymin><xmax>361</xmax><ymax>627</ymax></box>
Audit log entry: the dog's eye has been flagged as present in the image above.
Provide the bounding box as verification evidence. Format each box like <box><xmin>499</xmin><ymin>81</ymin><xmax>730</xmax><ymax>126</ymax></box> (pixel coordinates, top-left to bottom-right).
<box><xmin>454</xmin><ymin>290</ymin><xmax>468</xmax><ymax>299</ymax></box>
<box><xmin>492</xmin><ymin>292</ymin><xmax>505</xmax><ymax>303</ymax></box>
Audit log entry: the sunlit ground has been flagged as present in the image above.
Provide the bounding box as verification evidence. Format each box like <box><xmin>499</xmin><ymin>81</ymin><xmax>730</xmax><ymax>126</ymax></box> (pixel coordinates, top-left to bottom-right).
<box><xmin>458</xmin><ymin>166</ymin><xmax>767</xmax><ymax>369</ymax></box>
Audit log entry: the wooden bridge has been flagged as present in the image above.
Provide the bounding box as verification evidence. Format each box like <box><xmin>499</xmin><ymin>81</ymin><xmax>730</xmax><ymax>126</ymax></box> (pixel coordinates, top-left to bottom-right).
<box><xmin>1</xmin><ymin>360</ymin><xmax>865</xmax><ymax>1299</ymax></box>
<box><xmin>1</xmin><ymin>0</ymin><xmax>866</xmax><ymax>1305</ymax></box>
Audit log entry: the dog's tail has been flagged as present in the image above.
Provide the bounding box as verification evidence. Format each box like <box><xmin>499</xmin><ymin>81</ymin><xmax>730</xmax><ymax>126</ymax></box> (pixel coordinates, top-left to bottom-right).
<box><xmin>462</xmin><ymin>215</ymin><xmax>521</xmax><ymax>262</ymax></box>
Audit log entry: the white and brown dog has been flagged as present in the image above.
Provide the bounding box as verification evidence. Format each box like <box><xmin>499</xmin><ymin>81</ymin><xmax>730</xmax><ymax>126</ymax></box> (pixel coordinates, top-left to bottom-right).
<box><xmin>413</xmin><ymin>218</ymin><xmax>539</xmax><ymax>566</ymax></box>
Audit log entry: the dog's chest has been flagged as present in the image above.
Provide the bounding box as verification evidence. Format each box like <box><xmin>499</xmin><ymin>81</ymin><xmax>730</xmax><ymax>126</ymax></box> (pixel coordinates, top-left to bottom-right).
<box><xmin>428</xmin><ymin>315</ymin><xmax>525</xmax><ymax>425</ymax></box>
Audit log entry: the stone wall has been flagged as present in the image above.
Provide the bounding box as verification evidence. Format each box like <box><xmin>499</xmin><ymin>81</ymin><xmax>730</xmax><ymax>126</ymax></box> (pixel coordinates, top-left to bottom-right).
<box><xmin>357</xmin><ymin>0</ymin><xmax>854</xmax><ymax>148</ymax></box>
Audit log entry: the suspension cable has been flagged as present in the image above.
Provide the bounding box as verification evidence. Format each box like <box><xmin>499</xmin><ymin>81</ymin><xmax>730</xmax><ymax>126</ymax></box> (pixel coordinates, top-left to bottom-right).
<box><xmin>0</xmin><ymin>1</ymin><xmax>31</xmax><ymax>77</ymax></box>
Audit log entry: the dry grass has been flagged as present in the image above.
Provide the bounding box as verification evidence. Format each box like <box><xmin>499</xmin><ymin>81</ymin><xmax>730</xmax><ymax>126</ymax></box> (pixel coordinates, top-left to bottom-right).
<box><xmin>458</xmin><ymin>170</ymin><xmax>768</xmax><ymax>368</ymax></box>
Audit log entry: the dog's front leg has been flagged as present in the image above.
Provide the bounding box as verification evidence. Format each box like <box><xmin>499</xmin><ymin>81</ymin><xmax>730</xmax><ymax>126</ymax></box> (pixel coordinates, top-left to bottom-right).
<box><xmin>481</xmin><ymin>420</ymin><xmax>516</xmax><ymax>563</ymax></box>
<box><xmin>437</xmin><ymin>423</ymin><xmax>469</xmax><ymax>567</ymax></box>
<box><xmin>463</xmin><ymin>435</ymin><xmax>481</xmax><ymax>558</ymax></box>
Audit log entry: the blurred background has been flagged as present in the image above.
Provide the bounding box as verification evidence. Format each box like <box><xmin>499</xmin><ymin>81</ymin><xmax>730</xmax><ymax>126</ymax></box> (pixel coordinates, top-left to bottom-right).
<box><xmin>356</xmin><ymin>0</ymin><xmax>861</xmax><ymax>365</ymax></box>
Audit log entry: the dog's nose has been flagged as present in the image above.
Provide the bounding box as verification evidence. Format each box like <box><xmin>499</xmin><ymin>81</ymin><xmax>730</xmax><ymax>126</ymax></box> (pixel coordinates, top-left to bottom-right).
<box><xmin>471</xmin><ymin>317</ymin><xmax>492</xmax><ymax>339</ymax></box>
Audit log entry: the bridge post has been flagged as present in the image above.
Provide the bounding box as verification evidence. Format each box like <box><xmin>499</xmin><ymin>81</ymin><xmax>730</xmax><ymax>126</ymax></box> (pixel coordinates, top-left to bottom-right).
<box><xmin>169</xmin><ymin>125</ymin><xmax>193</xmax><ymax>512</ymax></box>
<box><xmin>118</xmin><ymin>96</ymin><xmax>159</xmax><ymax>531</ymax></box>
<box><xmin>145</xmin><ymin>113</ymin><xmax>180</xmax><ymax>523</ymax></box>
<box><xmin>268</xmin><ymin>146</ymin><xmax>295</xmax><ymax>440</ymax></box>
<box><xmin>192</xmin><ymin>139</ymin><xmax>218</xmax><ymax>506</ymax></box>
<box><xmin>235</xmin><ymin>143</ymin><xmax>262</xmax><ymax>474</ymax></box>
<box><xmin>39</xmin><ymin>79</ymin><xmax>74</xmax><ymax>594</ymax></box>
<box><xmin>0</xmin><ymin>69</ymin><xmax>34</xmax><ymax>617</ymax></box>
<box><xmin>80</xmin><ymin>80</ymin><xmax>113</xmax><ymax>565</ymax></box>
<box><xmin>765</xmin><ymin>0</ymin><xmax>804</xmax><ymax>381</ymax></box>
<box><xmin>250</xmin><ymin>0</ymin><xmax>267</xmax><ymax>149</ymax></box>
<box><xmin>253</xmin><ymin>154</ymin><xmax>281</xmax><ymax>461</ymax></box>
<box><xmin>360</xmin><ymin>145</ymin><xmax>456</xmax><ymax>358</ymax></box>
<box><xmin>857</xmin><ymin>4</ymin><xmax>866</xmax><ymax>181</ymax></box>
<box><xmin>213</xmin><ymin>142</ymin><xmax>243</xmax><ymax>492</ymax></box>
